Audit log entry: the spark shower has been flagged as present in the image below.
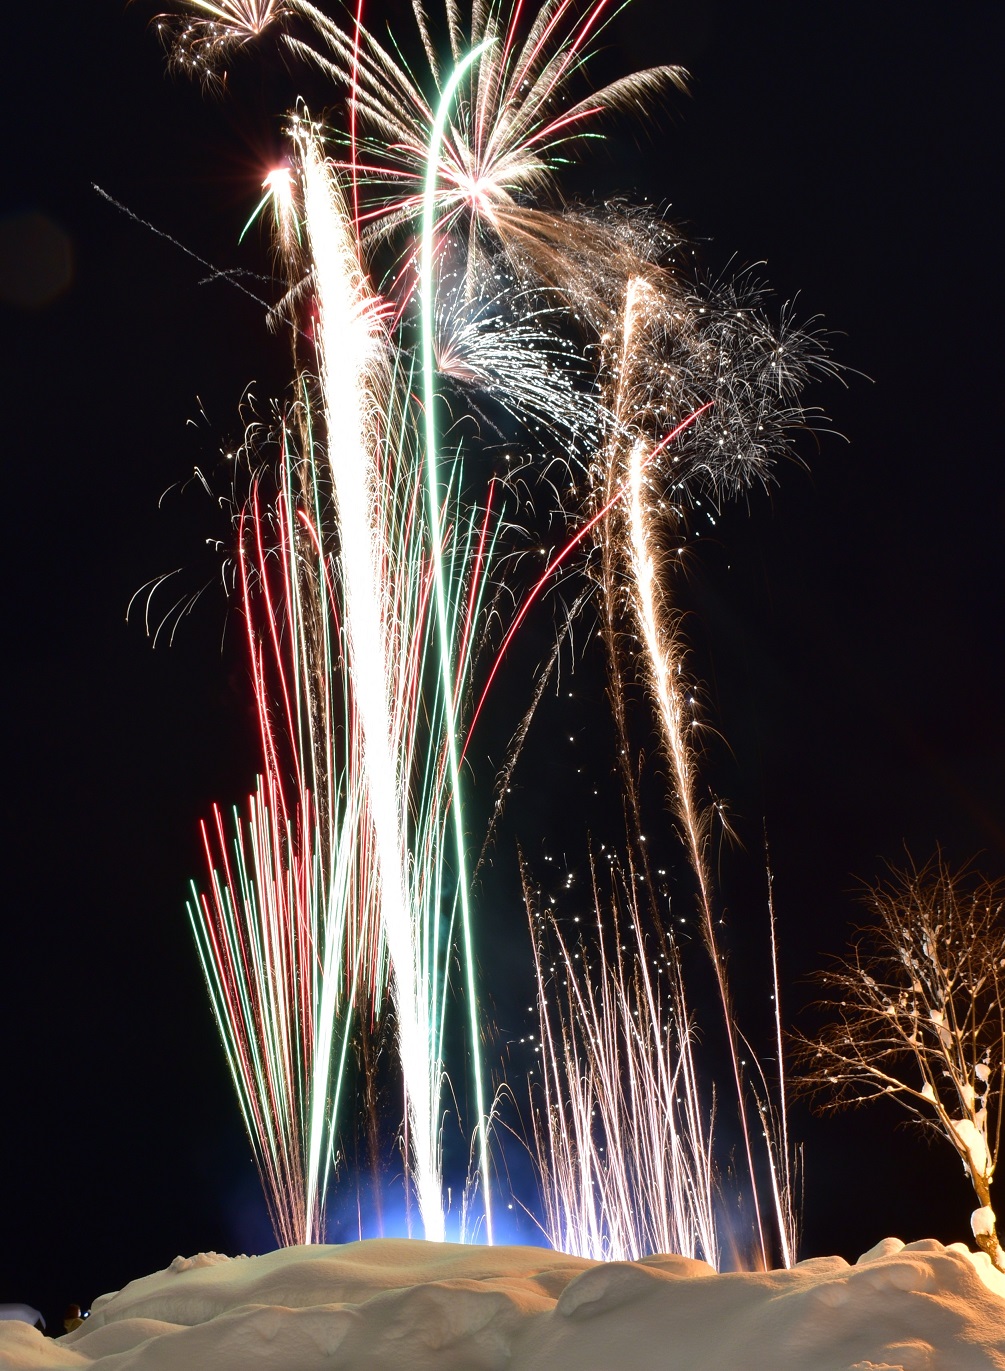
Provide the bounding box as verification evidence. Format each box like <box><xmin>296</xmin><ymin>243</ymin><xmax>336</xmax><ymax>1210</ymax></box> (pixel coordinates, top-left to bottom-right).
<box><xmin>137</xmin><ymin>0</ymin><xmax>835</xmax><ymax>1264</ymax></box>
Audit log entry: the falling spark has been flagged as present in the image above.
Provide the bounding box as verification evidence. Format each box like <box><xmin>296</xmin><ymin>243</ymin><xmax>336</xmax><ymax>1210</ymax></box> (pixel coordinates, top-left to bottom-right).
<box><xmin>526</xmin><ymin>858</ymin><xmax>718</xmax><ymax>1266</ymax></box>
<box><xmin>138</xmin><ymin>0</ymin><xmax>833</xmax><ymax>1262</ymax></box>
<box><xmin>155</xmin><ymin>0</ymin><xmax>291</xmax><ymax>82</ymax></box>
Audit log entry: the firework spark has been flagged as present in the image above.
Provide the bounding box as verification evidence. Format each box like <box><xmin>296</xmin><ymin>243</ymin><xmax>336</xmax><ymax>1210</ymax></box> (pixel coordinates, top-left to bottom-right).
<box><xmin>588</xmin><ymin>264</ymin><xmax>830</xmax><ymax>1265</ymax></box>
<box><xmin>138</xmin><ymin>0</ymin><xmax>833</xmax><ymax>1262</ymax></box>
<box><xmin>526</xmin><ymin>857</ymin><xmax>718</xmax><ymax>1265</ymax></box>
<box><xmin>188</xmin><ymin>445</ymin><xmax>367</xmax><ymax>1246</ymax></box>
<box><xmin>155</xmin><ymin>0</ymin><xmax>290</xmax><ymax>82</ymax></box>
<box><xmin>281</xmin><ymin>0</ymin><xmax>686</xmax><ymax>293</ymax></box>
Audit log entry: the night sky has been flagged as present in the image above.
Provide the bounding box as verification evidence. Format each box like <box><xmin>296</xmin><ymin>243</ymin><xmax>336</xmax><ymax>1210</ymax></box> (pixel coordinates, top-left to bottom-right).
<box><xmin>3</xmin><ymin>0</ymin><xmax>1002</xmax><ymax>1333</ymax></box>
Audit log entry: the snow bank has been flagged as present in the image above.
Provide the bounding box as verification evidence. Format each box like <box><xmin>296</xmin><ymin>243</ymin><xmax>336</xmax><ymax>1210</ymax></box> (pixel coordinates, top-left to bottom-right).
<box><xmin>3</xmin><ymin>1237</ymin><xmax>1003</xmax><ymax>1371</ymax></box>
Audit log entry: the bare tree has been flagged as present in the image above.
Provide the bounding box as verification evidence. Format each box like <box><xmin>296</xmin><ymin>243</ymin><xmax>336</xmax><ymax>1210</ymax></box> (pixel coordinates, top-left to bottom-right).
<box><xmin>794</xmin><ymin>856</ymin><xmax>1005</xmax><ymax>1272</ymax></box>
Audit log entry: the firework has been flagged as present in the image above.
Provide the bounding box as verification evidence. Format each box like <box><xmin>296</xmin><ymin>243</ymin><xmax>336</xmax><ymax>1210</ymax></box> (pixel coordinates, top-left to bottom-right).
<box><xmin>188</xmin><ymin>330</ymin><xmax>501</xmax><ymax>1245</ymax></box>
<box><xmin>586</xmin><ymin>260</ymin><xmax>833</xmax><ymax>1264</ymax></box>
<box><xmin>526</xmin><ymin>857</ymin><xmax>718</xmax><ymax>1265</ymax></box>
<box><xmin>164</xmin><ymin>74</ymin><xmax>510</xmax><ymax>1240</ymax></box>
<box><xmin>154</xmin><ymin>0</ymin><xmax>290</xmax><ymax>83</ymax></box>
<box><xmin>283</xmin><ymin>1</ymin><xmax>685</xmax><ymax>268</ymax></box>
<box><xmin>139</xmin><ymin>0</ymin><xmax>833</xmax><ymax>1261</ymax></box>
<box><xmin>189</xmin><ymin>437</ymin><xmax>368</xmax><ymax>1245</ymax></box>
<box><xmin>618</xmin><ymin>288</ymin><xmax>771</xmax><ymax>1258</ymax></box>
<box><xmin>432</xmin><ymin>265</ymin><xmax>601</xmax><ymax>453</ymax></box>
<box><xmin>417</xmin><ymin>45</ymin><xmax>503</xmax><ymax>1239</ymax></box>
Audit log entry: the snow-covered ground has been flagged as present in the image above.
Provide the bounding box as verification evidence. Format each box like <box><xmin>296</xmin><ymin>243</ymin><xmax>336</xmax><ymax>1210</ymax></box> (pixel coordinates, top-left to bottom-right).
<box><xmin>3</xmin><ymin>1237</ymin><xmax>1003</xmax><ymax>1370</ymax></box>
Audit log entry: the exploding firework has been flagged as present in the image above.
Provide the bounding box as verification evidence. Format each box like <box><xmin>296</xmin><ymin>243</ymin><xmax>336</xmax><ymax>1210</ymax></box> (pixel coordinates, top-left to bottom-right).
<box><xmin>137</xmin><ymin>0</ymin><xmax>834</xmax><ymax>1260</ymax></box>
<box><xmin>154</xmin><ymin>0</ymin><xmax>291</xmax><ymax>83</ymax></box>
<box><xmin>285</xmin><ymin>2</ymin><xmax>684</xmax><ymax>271</ymax></box>
<box><xmin>585</xmin><ymin>267</ymin><xmax>829</xmax><ymax>1265</ymax></box>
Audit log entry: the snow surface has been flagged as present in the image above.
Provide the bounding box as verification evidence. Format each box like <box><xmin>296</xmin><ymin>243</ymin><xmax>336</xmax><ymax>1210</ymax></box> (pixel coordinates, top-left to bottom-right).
<box><xmin>974</xmin><ymin>1208</ymin><xmax>998</xmax><ymax>1239</ymax></box>
<box><xmin>3</xmin><ymin>1237</ymin><xmax>1003</xmax><ymax>1370</ymax></box>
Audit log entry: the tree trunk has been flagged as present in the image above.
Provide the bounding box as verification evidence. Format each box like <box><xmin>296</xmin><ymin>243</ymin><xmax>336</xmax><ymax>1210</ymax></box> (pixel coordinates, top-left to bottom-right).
<box><xmin>970</xmin><ymin>1173</ymin><xmax>1004</xmax><ymax>1274</ymax></box>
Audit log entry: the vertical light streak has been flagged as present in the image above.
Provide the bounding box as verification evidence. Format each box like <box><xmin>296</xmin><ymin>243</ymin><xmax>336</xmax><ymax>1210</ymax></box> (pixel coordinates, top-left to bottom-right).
<box><xmin>620</xmin><ymin>278</ymin><xmax>769</xmax><ymax>1265</ymax></box>
<box><xmin>527</xmin><ymin>862</ymin><xmax>719</xmax><ymax>1266</ymax></box>
<box><xmin>187</xmin><ymin>466</ymin><xmax>361</xmax><ymax>1250</ymax></box>
<box><xmin>420</xmin><ymin>40</ymin><xmax>497</xmax><ymax>1244</ymax></box>
<box><xmin>300</xmin><ymin>129</ymin><xmax>446</xmax><ymax>1241</ymax></box>
<box><xmin>765</xmin><ymin>856</ymin><xmax>797</xmax><ymax>1267</ymax></box>
<box><xmin>626</xmin><ymin>437</ymin><xmax>706</xmax><ymax>901</ymax></box>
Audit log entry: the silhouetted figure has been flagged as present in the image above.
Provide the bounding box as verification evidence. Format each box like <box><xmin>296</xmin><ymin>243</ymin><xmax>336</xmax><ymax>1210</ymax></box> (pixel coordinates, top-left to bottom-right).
<box><xmin>62</xmin><ymin>1303</ymin><xmax>87</xmax><ymax>1334</ymax></box>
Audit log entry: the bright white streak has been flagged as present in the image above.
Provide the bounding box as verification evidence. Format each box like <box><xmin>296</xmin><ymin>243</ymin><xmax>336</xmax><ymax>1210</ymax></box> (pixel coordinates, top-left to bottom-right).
<box><xmin>626</xmin><ymin>435</ymin><xmax>702</xmax><ymax>862</ymax></box>
<box><xmin>623</xmin><ymin>278</ymin><xmax>769</xmax><ymax>1264</ymax></box>
<box><xmin>622</xmin><ymin>288</ymin><xmax>706</xmax><ymax>885</ymax></box>
<box><xmin>300</xmin><ymin>130</ymin><xmax>445</xmax><ymax>1241</ymax></box>
<box><xmin>528</xmin><ymin>871</ymin><xmax>719</xmax><ymax>1266</ymax></box>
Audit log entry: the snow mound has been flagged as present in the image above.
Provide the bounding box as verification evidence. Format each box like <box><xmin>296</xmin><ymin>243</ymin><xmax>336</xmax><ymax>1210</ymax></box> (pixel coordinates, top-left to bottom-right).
<box><xmin>166</xmin><ymin>1251</ymin><xmax>245</xmax><ymax>1275</ymax></box>
<box><xmin>4</xmin><ymin>1238</ymin><xmax>1003</xmax><ymax>1371</ymax></box>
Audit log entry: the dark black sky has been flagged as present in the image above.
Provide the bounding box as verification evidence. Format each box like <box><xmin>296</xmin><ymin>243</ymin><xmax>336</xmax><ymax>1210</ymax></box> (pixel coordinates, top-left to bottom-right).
<box><xmin>2</xmin><ymin>0</ymin><xmax>1002</xmax><ymax>1333</ymax></box>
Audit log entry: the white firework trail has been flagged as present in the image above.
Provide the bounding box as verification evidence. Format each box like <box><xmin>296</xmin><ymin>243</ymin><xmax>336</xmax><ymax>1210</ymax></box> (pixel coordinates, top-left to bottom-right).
<box><xmin>298</xmin><ymin>126</ymin><xmax>446</xmax><ymax>1239</ymax></box>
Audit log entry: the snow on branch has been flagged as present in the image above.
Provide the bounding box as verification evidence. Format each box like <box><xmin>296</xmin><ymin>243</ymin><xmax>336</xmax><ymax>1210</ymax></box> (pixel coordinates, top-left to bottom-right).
<box><xmin>792</xmin><ymin>854</ymin><xmax>1005</xmax><ymax>1272</ymax></box>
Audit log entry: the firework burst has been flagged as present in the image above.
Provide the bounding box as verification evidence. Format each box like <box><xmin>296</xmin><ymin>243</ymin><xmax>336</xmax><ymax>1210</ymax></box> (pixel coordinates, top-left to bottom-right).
<box><xmin>136</xmin><ymin>0</ymin><xmax>835</xmax><ymax>1261</ymax></box>
<box><xmin>154</xmin><ymin>0</ymin><xmax>291</xmax><ymax>83</ymax></box>
<box><xmin>283</xmin><ymin>0</ymin><xmax>686</xmax><ymax>270</ymax></box>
